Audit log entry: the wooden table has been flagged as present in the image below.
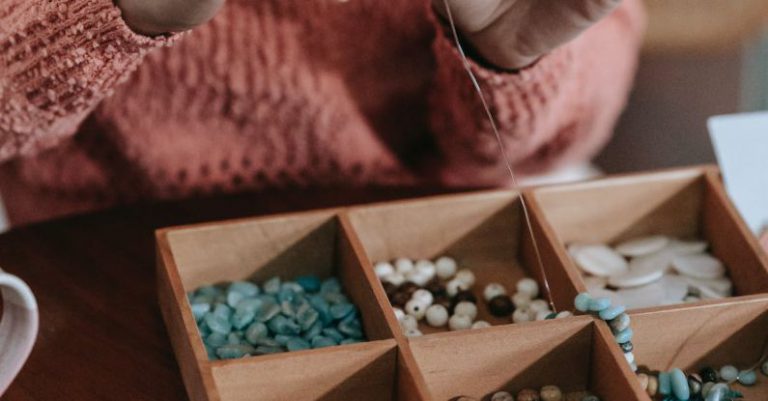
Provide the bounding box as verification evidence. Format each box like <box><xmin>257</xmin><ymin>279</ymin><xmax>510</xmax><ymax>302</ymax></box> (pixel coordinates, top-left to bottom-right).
<box><xmin>1</xmin><ymin>188</ymin><xmax>453</xmax><ymax>400</ymax></box>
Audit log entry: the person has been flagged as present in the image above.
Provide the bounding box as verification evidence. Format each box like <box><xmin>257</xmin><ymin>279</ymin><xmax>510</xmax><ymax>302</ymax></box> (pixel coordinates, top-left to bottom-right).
<box><xmin>0</xmin><ymin>0</ymin><xmax>646</xmax><ymax>226</ymax></box>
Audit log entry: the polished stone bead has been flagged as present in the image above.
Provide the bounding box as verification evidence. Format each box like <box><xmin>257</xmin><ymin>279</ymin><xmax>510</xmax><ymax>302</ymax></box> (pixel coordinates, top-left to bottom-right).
<box><xmin>198</xmin><ymin>322</ymin><xmax>211</xmax><ymax>337</ymax></box>
<box><xmin>229</xmin><ymin>281</ymin><xmax>260</xmax><ymax>297</ymax></box>
<box><xmin>338</xmin><ymin>317</ymin><xmax>364</xmax><ymax>338</ymax></box>
<box><xmin>659</xmin><ymin>372</ymin><xmax>671</xmax><ymax>395</ymax></box>
<box><xmin>277</xmin><ymin>287</ymin><xmax>298</xmax><ymax>304</ymax></box>
<box><xmin>267</xmin><ymin>315</ymin><xmax>301</xmax><ymax>335</ymax></box>
<box><xmin>588</xmin><ymin>297</ymin><xmax>611</xmax><ymax>312</ymax></box>
<box><xmin>322</xmin><ymin>328</ymin><xmax>345</xmax><ymax>343</ymax></box>
<box><xmin>614</xmin><ymin>328</ymin><xmax>633</xmax><ymax>344</ymax></box>
<box><xmin>297</xmin><ymin>304</ymin><xmax>319</xmax><ymax>331</ymax></box>
<box><xmin>226</xmin><ymin>290</ymin><xmax>245</xmax><ymax>307</ymax></box>
<box><xmin>516</xmin><ymin>388</ymin><xmax>540</xmax><ymax>401</ymax></box>
<box><xmin>216</xmin><ymin>344</ymin><xmax>256</xmax><ymax>359</ymax></box>
<box><xmin>296</xmin><ymin>276</ymin><xmax>321</xmax><ymax>293</ymax></box>
<box><xmin>704</xmin><ymin>383</ymin><xmax>729</xmax><ymax>401</ymax></box>
<box><xmin>302</xmin><ymin>320</ymin><xmax>323</xmax><ymax>340</ymax></box>
<box><xmin>254</xmin><ymin>299</ymin><xmax>281</xmax><ymax>322</ymax></box>
<box><xmin>263</xmin><ymin>277</ymin><xmax>281</xmax><ymax>294</ymax></box>
<box><xmin>670</xmin><ymin>368</ymin><xmax>690</xmax><ymax>400</ymax></box>
<box><xmin>620</xmin><ymin>341</ymin><xmax>633</xmax><ymax>353</ymax></box>
<box><xmin>205</xmin><ymin>311</ymin><xmax>233</xmax><ymax>335</ymax></box>
<box><xmin>700</xmin><ymin>367</ymin><xmax>718</xmax><ymax>383</ymax></box>
<box><xmin>599</xmin><ymin>305</ymin><xmax>625</xmax><ymax>321</ymax></box>
<box><xmin>540</xmin><ymin>385</ymin><xmax>562</xmax><ymax>401</ymax></box>
<box><xmin>574</xmin><ymin>293</ymin><xmax>592</xmax><ymax>312</ymax></box>
<box><xmin>330</xmin><ymin>303</ymin><xmax>356</xmax><ymax>320</ymax></box>
<box><xmin>609</xmin><ymin>313</ymin><xmax>631</xmax><ymax>333</ymax></box>
<box><xmin>311</xmin><ymin>335</ymin><xmax>338</xmax><ymax>348</ymax></box>
<box><xmin>489</xmin><ymin>295</ymin><xmax>514</xmax><ymax>317</ymax></box>
<box><xmin>309</xmin><ymin>295</ymin><xmax>333</xmax><ymax>324</ymax></box>
<box><xmin>737</xmin><ymin>370</ymin><xmax>756</xmax><ymax>386</ymax></box>
<box><xmin>254</xmin><ymin>345</ymin><xmax>284</xmax><ymax>355</ymax></box>
<box><xmin>323</xmin><ymin>292</ymin><xmax>349</xmax><ymax>305</ymax></box>
<box><xmin>491</xmin><ymin>391</ymin><xmax>514</xmax><ymax>401</ymax></box>
<box><xmin>719</xmin><ymin>365</ymin><xmax>738</xmax><ymax>382</ymax></box>
<box><xmin>320</xmin><ymin>278</ymin><xmax>342</xmax><ymax>294</ymax></box>
<box><xmin>206</xmin><ymin>332</ymin><xmax>228</xmax><ymax>347</ymax></box>
<box><xmin>232</xmin><ymin>307</ymin><xmax>255</xmax><ymax>330</ymax></box>
<box><xmin>245</xmin><ymin>322</ymin><xmax>268</xmax><ymax>344</ymax></box>
<box><xmin>286</xmin><ymin>337</ymin><xmax>311</xmax><ymax>351</ymax></box>
<box><xmin>251</xmin><ymin>337</ymin><xmax>281</xmax><ymax>348</ymax></box>
<box><xmin>274</xmin><ymin>334</ymin><xmax>292</xmax><ymax>346</ymax></box>
<box><xmin>688</xmin><ymin>373</ymin><xmax>703</xmax><ymax>395</ymax></box>
<box><xmin>191</xmin><ymin>302</ymin><xmax>211</xmax><ymax>321</ymax></box>
<box><xmin>228</xmin><ymin>331</ymin><xmax>244</xmax><ymax>345</ymax></box>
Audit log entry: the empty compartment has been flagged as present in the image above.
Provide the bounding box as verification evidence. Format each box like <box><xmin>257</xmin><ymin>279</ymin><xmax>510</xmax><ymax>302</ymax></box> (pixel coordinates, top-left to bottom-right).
<box><xmin>529</xmin><ymin>168</ymin><xmax>768</xmax><ymax>310</ymax></box>
<box><xmin>407</xmin><ymin>316</ymin><xmax>644</xmax><ymax>400</ymax></box>
<box><xmin>156</xmin><ymin>210</ymin><xmax>399</xmax><ymax>401</ymax></box>
<box><xmin>630</xmin><ymin>298</ymin><xmax>768</xmax><ymax>400</ymax></box>
<box><xmin>346</xmin><ymin>191</ymin><xmax>583</xmax><ymax>335</ymax></box>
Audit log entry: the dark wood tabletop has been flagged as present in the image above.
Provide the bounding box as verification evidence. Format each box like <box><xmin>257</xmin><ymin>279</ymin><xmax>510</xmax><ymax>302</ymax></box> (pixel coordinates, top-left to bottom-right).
<box><xmin>1</xmin><ymin>187</ymin><xmax>456</xmax><ymax>401</ymax></box>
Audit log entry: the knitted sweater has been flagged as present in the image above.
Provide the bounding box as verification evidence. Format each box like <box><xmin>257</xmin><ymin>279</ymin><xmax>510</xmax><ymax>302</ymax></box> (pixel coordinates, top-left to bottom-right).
<box><xmin>0</xmin><ymin>0</ymin><xmax>645</xmax><ymax>226</ymax></box>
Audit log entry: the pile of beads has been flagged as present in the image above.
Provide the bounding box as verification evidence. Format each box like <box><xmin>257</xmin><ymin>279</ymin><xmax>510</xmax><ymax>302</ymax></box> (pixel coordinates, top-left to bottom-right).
<box><xmin>187</xmin><ymin>275</ymin><xmax>365</xmax><ymax>360</ymax></box>
<box><xmin>568</xmin><ymin>236</ymin><xmax>732</xmax><ymax>309</ymax></box>
<box><xmin>374</xmin><ymin>256</ymin><xmax>566</xmax><ymax>336</ymax></box>
<box><xmin>451</xmin><ymin>386</ymin><xmax>600</xmax><ymax>401</ymax></box>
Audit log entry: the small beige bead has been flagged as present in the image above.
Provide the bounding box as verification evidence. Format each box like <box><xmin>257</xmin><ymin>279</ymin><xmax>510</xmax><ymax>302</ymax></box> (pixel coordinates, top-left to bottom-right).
<box><xmin>516</xmin><ymin>388</ymin><xmax>540</xmax><ymax>401</ymax></box>
<box><xmin>540</xmin><ymin>385</ymin><xmax>562</xmax><ymax>401</ymax></box>
<box><xmin>637</xmin><ymin>373</ymin><xmax>649</xmax><ymax>391</ymax></box>
<box><xmin>646</xmin><ymin>375</ymin><xmax>658</xmax><ymax>396</ymax></box>
<box><xmin>491</xmin><ymin>391</ymin><xmax>514</xmax><ymax>401</ymax></box>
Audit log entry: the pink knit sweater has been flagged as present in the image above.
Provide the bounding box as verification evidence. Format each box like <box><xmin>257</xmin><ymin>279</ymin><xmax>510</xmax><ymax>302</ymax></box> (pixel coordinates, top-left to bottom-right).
<box><xmin>0</xmin><ymin>0</ymin><xmax>645</xmax><ymax>226</ymax></box>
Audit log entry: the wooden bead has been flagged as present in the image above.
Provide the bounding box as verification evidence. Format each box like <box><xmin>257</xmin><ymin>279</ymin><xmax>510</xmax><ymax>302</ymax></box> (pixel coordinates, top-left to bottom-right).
<box><xmin>516</xmin><ymin>388</ymin><xmax>540</xmax><ymax>401</ymax></box>
<box><xmin>637</xmin><ymin>373</ymin><xmax>649</xmax><ymax>391</ymax></box>
<box><xmin>646</xmin><ymin>374</ymin><xmax>658</xmax><ymax>396</ymax></box>
<box><xmin>539</xmin><ymin>385</ymin><xmax>562</xmax><ymax>401</ymax></box>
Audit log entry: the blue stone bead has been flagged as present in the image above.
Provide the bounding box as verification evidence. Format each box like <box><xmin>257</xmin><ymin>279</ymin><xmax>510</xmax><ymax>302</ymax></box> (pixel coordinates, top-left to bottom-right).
<box><xmin>267</xmin><ymin>315</ymin><xmax>301</xmax><ymax>335</ymax></box>
<box><xmin>338</xmin><ymin>317</ymin><xmax>363</xmax><ymax>339</ymax></box>
<box><xmin>198</xmin><ymin>321</ymin><xmax>211</xmax><ymax>337</ymax></box>
<box><xmin>254</xmin><ymin>345</ymin><xmax>284</xmax><ymax>355</ymax></box>
<box><xmin>190</xmin><ymin>302</ymin><xmax>211</xmax><ymax>321</ymax></box>
<box><xmin>231</xmin><ymin>309</ymin><xmax>255</xmax><ymax>330</ymax></box>
<box><xmin>205</xmin><ymin>311</ymin><xmax>232</xmax><ymax>335</ymax></box>
<box><xmin>659</xmin><ymin>372</ymin><xmax>671</xmax><ymax>395</ymax></box>
<box><xmin>236</xmin><ymin>298</ymin><xmax>263</xmax><ymax>313</ymax></box>
<box><xmin>738</xmin><ymin>370</ymin><xmax>757</xmax><ymax>386</ymax></box>
<box><xmin>197</xmin><ymin>285</ymin><xmax>221</xmax><ymax>297</ymax></box>
<box><xmin>296</xmin><ymin>276</ymin><xmax>321</xmax><ymax>293</ymax></box>
<box><xmin>323</xmin><ymin>292</ymin><xmax>349</xmax><ymax>305</ymax></box>
<box><xmin>609</xmin><ymin>313</ymin><xmax>631</xmax><ymax>333</ymax></box>
<box><xmin>311</xmin><ymin>336</ymin><xmax>338</xmax><ymax>348</ymax></box>
<box><xmin>297</xmin><ymin>306</ymin><xmax>320</xmax><ymax>331</ymax></box>
<box><xmin>228</xmin><ymin>281</ymin><xmax>260</xmax><ymax>297</ymax></box>
<box><xmin>213</xmin><ymin>303</ymin><xmax>232</xmax><ymax>318</ymax></box>
<box><xmin>263</xmin><ymin>277</ymin><xmax>281</xmax><ymax>294</ymax></box>
<box><xmin>192</xmin><ymin>294</ymin><xmax>215</xmax><ymax>305</ymax></box>
<box><xmin>206</xmin><ymin>332</ymin><xmax>227</xmax><ymax>347</ymax></box>
<box><xmin>244</xmin><ymin>322</ymin><xmax>268</xmax><ymax>344</ymax></box>
<box><xmin>227</xmin><ymin>332</ymin><xmax>243</xmax><ymax>345</ymax></box>
<box><xmin>281</xmin><ymin>282</ymin><xmax>305</xmax><ymax>294</ymax></box>
<box><xmin>205</xmin><ymin>343</ymin><xmax>217</xmax><ymax>360</ymax></box>
<box><xmin>216</xmin><ymin>344</ymin><xmax>255</xmax><ymax>359</ymax></box>
<box><xmin>670</xmin><ymin>368</ymin><xmax>690</xmax><ymax>400</ymax></box>
<box><xmin>614</xmin><ymin>328</ymin><xmax>633</xmax><ymax>344</ymax></box>
<box><xmin>588</xmin><ymin>297</ymin><xmax>611</xmax><ymax>312</ymax></box>
<box><xmin>286</xmin><ymin>337</ymin><xmax>312</xmax><ymax>351</ymax></box>
<box><xmin>599</xmin><ymin>305</ymin><xmax>626</xmax><ymax>321</ymax></box>
<box><xmin>330</xmin><ymin>303</ymin><xmax>356</xmax><ymax>320</ymax></box>
<box><xmin>277</xmin><ymin>287</ymin><xmax>297</xmax><ymax>304</ymax></box>
<box><xmin>254</xmin><ymin>300</ymin><xmax>281</xmax><ymax>322</ymax></box>
<box><xmin>320</xmin><ymin>278</ymin><xmax>342</xmax><ymax>294</ymax></box>
<box><xmin>720</xmin><ymin>365</ymin><xmax>738</xmax><ymax>382</ymax></box>
<box><xmin>251</xmin><ymin>337</ymin><xmax>281</xmax><ymax>348</ymax></box>
<box><xmin>575</xmin><ymin>293</ymin><xmax>592</xmax><ymax>312</ymax></box>
<box><xmin>274</xmin><ymin>334</ymin><xmax>292</xmax><ymax>346</ymax></box>
<box><xmin>226</xmin><ymin>291</ymin><xmax>245</xmax><ymax>308</ymax></box>
<box><xmin>322</xmin><ymin>328</ymin><xmax>345</xmax><ymax>343</ymax></box>
<box><xmin>303</xmin><ymin>320</ymin><xmax>323</xmax><ymax>340</ymax></box>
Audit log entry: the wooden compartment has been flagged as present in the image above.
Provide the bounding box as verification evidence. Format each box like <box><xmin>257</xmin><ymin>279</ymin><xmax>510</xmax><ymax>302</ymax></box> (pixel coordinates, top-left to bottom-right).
<box><xmin>407</xmin><ymin>316</ymin><xmax>645</xmax><ymax>400</ymax></box>
<box><xmin>629</xmin><ymin>297</ymin><xmax>768</xmax><ymax>400</ymax></box>
<box><xmin>345</xmin><ymin>191</ymin><xmax>583</xmax><ymax>335</ymax></box>
<box><xmin>528</xmin><ymin>167</ymin><xmax>768</xmax><ymax>310</ymax></box>
<box><xmin>156</xmin><ymin>210</ymin><xmax>400</xmax><ymax>401</ymax></box>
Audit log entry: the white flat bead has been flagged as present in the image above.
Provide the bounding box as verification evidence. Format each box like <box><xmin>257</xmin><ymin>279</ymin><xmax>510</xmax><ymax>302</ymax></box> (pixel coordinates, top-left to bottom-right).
<box><xmin>572</xmin><ymin>244</ymin><xmax>629</xmax><ymax>277</ymax></box>
<box><xmin>627</xmin><ymin>252</ymin><xmax>674</xmax><ymax>276</ymax></box>
<box><xmin>659</xmin><ymin>275</ymin><xmax>688</xmax><ymax>303</ymax></box>
<box><xmin>666</xmin><ymin>239</ymin><xmax>708</xmax><ymax>255</ymax></box>
<box><xmin>588</xmin><ymin>288</ymin><xmax>624</xmax><ymax>307</ymax></box>
<box><xmin>584</xmin><ymin>276</ymin><xmax>608</xmax><ymax>292</ymax></box>
<box><xmin>615</xmin><ymin>235</ymin><xmax>670</xmax><ymax>257</ymax></box>
<box><xmin>682</xmin><ymin>276</ymin><xmax>733</xmax><ymax>297</ymax></box>
<box><xmin>616</xmin><ymin>282</ymin><xmax>666</xmax><ymax>309</ymax></box>
<box><xmin>672</xmin><ymin>253</ymin><xmax>725</xmax><ymax>279</ymax></box>
<box><xmin>608</xmin><ymin>265</ymin><xmax>665</xmax><ymax>288</ymax></box>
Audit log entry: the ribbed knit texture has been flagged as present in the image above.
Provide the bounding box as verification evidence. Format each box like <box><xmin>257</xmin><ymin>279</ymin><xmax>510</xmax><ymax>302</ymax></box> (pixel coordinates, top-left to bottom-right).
<box><xmin>0</xmin><ymin>0</ymin><xmax>645</xmax><ymax>226</ymax></box>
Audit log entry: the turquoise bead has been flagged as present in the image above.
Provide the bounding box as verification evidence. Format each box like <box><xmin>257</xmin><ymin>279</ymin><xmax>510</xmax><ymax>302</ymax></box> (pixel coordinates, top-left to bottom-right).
<box><xmin>251</xmin><ymin>337</ymin><xmax>281</xmax><ymax>348</ymax></box>
<box><xmin>254</xmin><ymin>345</ymin><xmax>284</xmax><ymax>355</ymax></box>
<box><xmin>254</xmin><ymin>299</ymin><xmax>281</xmax><ymax>322</ymax></box>
<box><xmin>311</xmin><ymin>336</ymin><xmax>338</xmax><ymax>348</ymax></box>
<box><xmin>599</xmin><ymin>305</ymin><xmax>625</xmax><ymax>321</ymax></box>
<box><xmin>216</xmin><ymin>344</ymin><xmax>255</xmax><ymax>359</ymax></box>
<box><xmin>244</xmin><ymin>322</ymin><xmax>268</xmax><ymax>344</ymax></box>
<box><xmin>588</xmin><ymin>297</ymin><xmax>611</xmax><ymax>312</ymax></box>
<box><xmin>286</xmin><ymin>337</ymin><xmax>312</xmax><ymax>351</ymax></box>
<box><xmin>338</xmin><ymin>317</ymin><xmax>363</xmax><ymax>339</ymax></box>
<box><xmin>206</xmin><ymin>332</ymin><xmax>227</xmax><ymax>347</ymax></box>
<box><xmin>263</xmin><ymin>277</ymin><xmax>281</xmax><ymax>294</ymax></box>
<box><xmin>609</xmin><ymin>313</ymin><xmax>630</xmax><ymax>333</ymax></box>
<box><xmin>228</xmin><ymin>281</ymin><xmax>260</xmax><ymax>297</ymax></box>
<box><xmin>231</xmin><ymin>308</ymin><xmax>255</xmax><ymax>330</ymax></box>
<box><xmin>236</xmin><ymin>298</ymin><xmax>263</xmax><ymax>314</ymax></box>
<box><xmin>297</xmin><ymin>306</ymin><xmax>319</xmax><ymax>331</ymax></box>
<box><xmin>720</xmin><ymin>365</ymin><xmax>738</xmax><ymax>382</ymax></box>
<box><xmin>320</xmin><ymin>278</ymin><xmax>342</xmax><ymax>294</ymax></box>
<box><xmin>198</xmin><ymin>322</ymin><xmax>211</xmax><ymax>337</ymax></box>
<box><xmin>614</xmin><ymin>328</ymin><xmax>633</xmax><ymax>344</ymax></box>
<box><xmin>575</xmin><ymin>293</ymin><xmax>592</xmax><ymax>312</ymax></box>
<box><xmin>296</xmin><ymin>276</ymin><xmax>321</xmax><ymax>293</ymax></box>
<box><xmin>227</xmin><ymin>332</ymin><xmax>243</xmax><ymax>345</ymax></box>
<box><xmin>302</xmin><ymin>320</ymin><xmax>323</xmax><ymax>340</ymax></box>
<box><xmin>738</xmin><ymin>370</ymin><xmax>756</xmax><ymax>386</ymax></box>
<box><xmin>190</xmin><ymin>302</ymin><xmax>211</xmax><ymax>321</ymax></box>
<box><xmin>197</xmin><ymin>285</ymin><xmax>221</xmax><ymax>297</ymax></box>
<box><xmin>205</xmin><ymin>343</ymin><xmax>217</xmax><ymax>360</ymax></box>
<box><xmin>659</xmin><ymin>372</ymin><xmax>671</xmax><ymax>395</ymax></box>
<box><xmin>670</xmin><ymin>368</ymin><xmax>690</xmax><ymax>400</ymax></box>
<box><xmin>323</xmin><ymin>292</ymin><xmax>349</xmax><ymax>305</ymax></box>
<box><xmin>330</xmin><ymin>303</ymin><xmax>356</xmax><ymax>320</ymax></box>
<box><xmin>267</xmin><ymin>315</ymin><xmax>301</xmax><ymax>335</ymax></box>
<box><xmin>226</xmin><ymin>290</ymin><xmax>245</xmax><ymax>308</ymax></box>
<box><xmin>213</xmin><ymin>303</ymin><xmax>232</xmax><ymax>318</ymax></box>
<box><xmin>322</xmin><ymin>328</ymin><xmax>345</xmax><ymax>342</ymax></box>
<box><xmin>205</xmin><ymin>311</ymin><xmax>232</xmax><ymax>335</ymax></box>
<box><xmin>274</xmin><ymin>334</ymin><xmax>292</xmax><ymax>346</ymax></box>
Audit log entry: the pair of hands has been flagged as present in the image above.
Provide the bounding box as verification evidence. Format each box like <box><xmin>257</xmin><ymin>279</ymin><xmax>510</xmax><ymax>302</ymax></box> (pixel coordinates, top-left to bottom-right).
<box><xmin>117</xmin><ymin>0</ymin><xmax>621</xmax><ymax>70</ymax></box>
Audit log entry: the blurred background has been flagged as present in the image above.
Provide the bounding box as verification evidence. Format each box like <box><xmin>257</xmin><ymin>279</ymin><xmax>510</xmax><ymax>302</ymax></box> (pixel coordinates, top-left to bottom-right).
<box><xmin>596</xmin><ymin>0</ymin><xmax>768</xmax><ymax>173</ymax></box>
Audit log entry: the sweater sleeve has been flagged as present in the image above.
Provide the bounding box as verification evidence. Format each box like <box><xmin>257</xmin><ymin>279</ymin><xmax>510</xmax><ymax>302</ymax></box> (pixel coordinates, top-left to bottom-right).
<box><xmin>427</xmin><ymin>0</ymin><xmax>646</xmax><ymax>186</ymax></box>
<box><xmin>0</xmin><ymin>0</ymin><xmax>174</xmax><ymax>162</ymax></box>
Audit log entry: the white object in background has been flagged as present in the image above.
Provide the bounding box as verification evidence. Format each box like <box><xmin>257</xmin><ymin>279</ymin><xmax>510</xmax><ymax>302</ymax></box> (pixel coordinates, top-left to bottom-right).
<box><xmin>709</xmin><ymin>112</ymin><xmax>768</xmax><ymax>234</ymax></box>
<box><xmin>0</xmin><ymin>268</ymin><xmax>38</xmax><ymax>395</ymax></box>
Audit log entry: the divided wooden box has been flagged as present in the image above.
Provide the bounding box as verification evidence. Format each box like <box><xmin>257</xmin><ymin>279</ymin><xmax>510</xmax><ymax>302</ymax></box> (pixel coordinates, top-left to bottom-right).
<box><xmin>156</xmin><ymin>166</ymin><xmax>768</xmax><ymax>401</ymax></box>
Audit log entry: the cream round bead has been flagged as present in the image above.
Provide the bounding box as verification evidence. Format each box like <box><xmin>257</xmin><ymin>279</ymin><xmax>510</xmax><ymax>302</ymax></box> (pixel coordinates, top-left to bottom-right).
<box><xmin>512</xmin><ymin>306</ymin><xmax>534</xmax><ymax>323</ymax></box>
<box><xmin>399</xmin><ymin>315</ymin><xmax>418</xmax><ymax>331</ymax></box>
<box><xmin>405</xmin><ymin>299</ymin><xmax>428</xmax><ymax>320</ymax></box>
<box><xmin>446</xmin><ymin>278</ymin><xmax>469</xmax><ymax>297</ymax></box>
<box><xmin>539</xmin><ymin>385</ymin><xmax>562</xmax><ymax>401</ymax></box>
<box><xmin>483</xmin><ymin>283</ymin><xmax>508</xmax><ymax>302</ymax></box>
<box><xmin>383</xmin><ymin>272</ymin><xmax>406</xmax><ymax>287</ymax></box>
<box><xmin>435</xmin><ymin>256</ymin><xmax>458</xmax><ymax>279</ymax></box>
<box><xmin>491</xmin><ymin>391</ymin><xmax>514</xmax><ymax>401</ymax></box>
<box><xmin>471</xmin><ymin>320</ymin><xmax>491</xmax><ymax>329</ymax></box>
<box><xmin>448</xmin><ymin>314</ymin><xmax>473</xmax><ymax>330</ymax></box>
<box><xmin>511</xmin><ymin>292</ymin><xmax>532</xmax><ymax>309</ymax></box>
<box><xmin>374</xmin><ymin>261</ymin><xmax>395</xmax><ymax>279</ymax></box>
<box><xmin>455</xmin><ymin>269</ymin><xmax>476</xmax><ymax>287</ymax></box>
<box><xmin>529</xmin><ymin>299</ymin><xmax>550</xmax><ymax>313</ymax></box>
<box><xmin>395</xmin><ymin>258</ymin><xmax>415</xmax><ymax>274</ymax></box>
<box><xmin>393</xmin><ymin>307</ymin><xmax>405</xmax><ymax>321</ymax></box>
<box><xmin>453</xmin><ymin>301</ymin><xmax>478</xmax><ymax>320</ymax></box>
<box><xmin>425</xmin><ymin>304</ymin><xmax>449</xmax><ymax>327</ymax></box>
<box><xmin>412</xmin><ymin>289</ymin><xmax>434</xmax><ymax>306</ymax></box>
<box><xmin>403</xmin><ymin>328</ymin><xmax>423</xmax><ymax>337</ymax></box>
<box><xmin>407</xmin><ymin>271</ymin><xmax>432</xmax><ymax>287</ymax></box>
<box><xmin>414</xmin><ymin>260</ymin><xmax>436</xmax><ymax>282</ymax></box>
<box><xmin>516</xmin><ymin>278</ymin><xmax>539</xmax><ymax>298</ymax></box>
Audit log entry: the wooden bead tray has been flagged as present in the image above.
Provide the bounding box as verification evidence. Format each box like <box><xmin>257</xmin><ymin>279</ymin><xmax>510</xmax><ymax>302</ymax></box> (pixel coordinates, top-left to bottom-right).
<box><xmin>155</xmin><ymin>165</ymin><xmax>768</xmax><ymax>401</ymax></box>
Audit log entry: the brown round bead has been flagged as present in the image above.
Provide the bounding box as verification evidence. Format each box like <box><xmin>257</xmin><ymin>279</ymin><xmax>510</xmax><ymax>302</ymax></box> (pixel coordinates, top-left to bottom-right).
<box><xmin>399</xmin><ymin>282</ymin><xmax>420</xmax><ymax>298</ymax></box>
<box><xmin>516</xmin><ymin>388</ymin><xmax>540</xmax><ymax>401</ymax></box>
<box><xmin>382</xmin><ymin>282</ymin><xmax>398</xmax><ymax>299</ymax></box>
<box><xmin>488</xmin><ymin>295</ymin><xmax>514</xmax><ymax>317</ymax></box>
<box><xmin>390</xmin><ymin>291</ymin><xmax>410</xmax><ymax>307</ymax></box>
